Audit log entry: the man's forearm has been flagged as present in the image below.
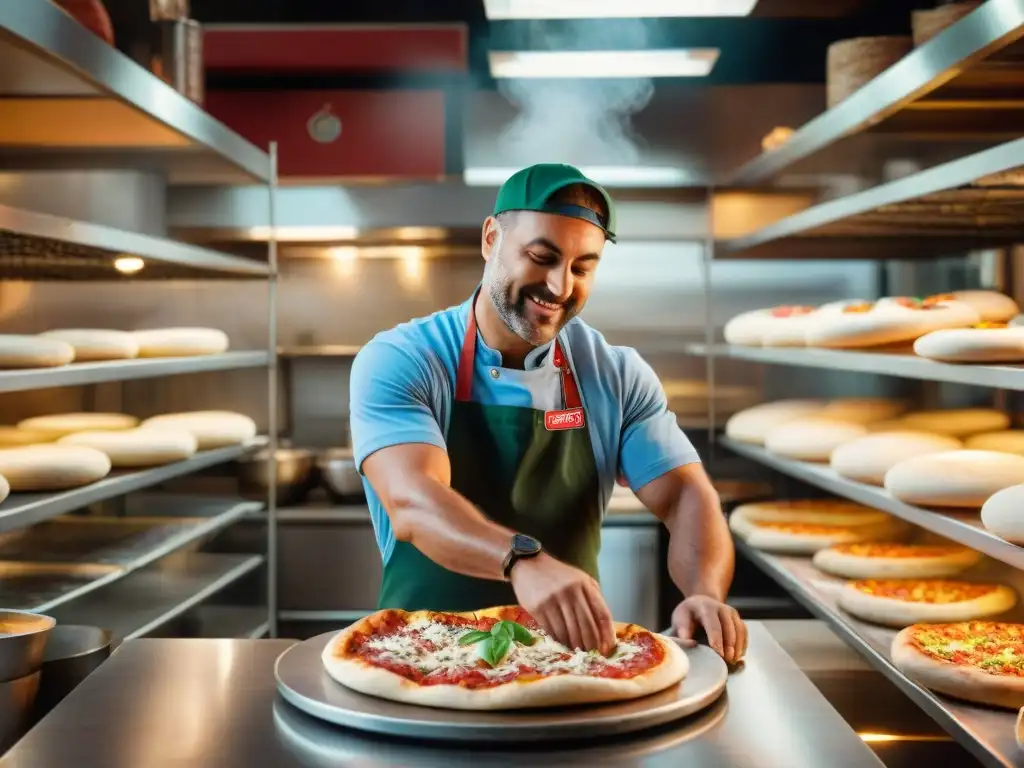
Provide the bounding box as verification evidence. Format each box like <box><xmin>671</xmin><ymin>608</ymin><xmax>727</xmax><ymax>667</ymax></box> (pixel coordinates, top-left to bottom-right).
<box><xmin>665</xmin><ymin>482</ymin><xmax>734</xmax><ymax>601</ymax></box>
<box><xmin>388</xmin><ymin>474</ymin><xmax>515</xmax><ymax>581</ymax></box>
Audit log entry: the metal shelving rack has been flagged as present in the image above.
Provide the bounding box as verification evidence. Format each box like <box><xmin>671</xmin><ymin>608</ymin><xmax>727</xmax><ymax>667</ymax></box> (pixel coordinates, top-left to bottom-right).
<box><xmin>698</xmin><ymin>3</ymin><xmax>1024</xmax><ymax>766</ymax></box>
<box><xmin>0</xmin><ymin>3</ymin><xmax>279</xmax><ymax>642</ymax></box>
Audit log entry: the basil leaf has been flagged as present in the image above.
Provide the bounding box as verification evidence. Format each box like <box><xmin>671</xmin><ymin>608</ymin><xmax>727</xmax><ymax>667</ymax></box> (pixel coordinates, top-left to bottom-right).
<box><xmin>458</xmin><ymin>630</ymin><xmax>491</xmax><ymax>646</ymax></box>
<box><xmin>479</xmin><ymin>634</ymin><xmax>511</xmax><ymax>667</ymax></box>
<box><xmin>491</xmin><ymin>621</ymin><xmax>513</xmax><ymax>639</ymax></box>
<box><xmin>510</xmin><ymin>622</ymin><xmax>535</xmax><ymax>646</ymax></box>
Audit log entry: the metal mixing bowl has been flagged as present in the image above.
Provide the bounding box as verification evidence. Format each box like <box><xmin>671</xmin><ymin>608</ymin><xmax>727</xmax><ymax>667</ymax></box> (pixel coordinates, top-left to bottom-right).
<box><xmin>0</xmin><ymin>610</ymin><xmax>55</xmax><ymax>683</ymax></box>
<box><xmin>237</xmin><ymin>447</ymin><xmax>318</xmax><ymax>506</ymax></box>
<box><xmin>316</xmin><ymin>447</ymin><xmax>365</xmax><ymax>502</ymax></box>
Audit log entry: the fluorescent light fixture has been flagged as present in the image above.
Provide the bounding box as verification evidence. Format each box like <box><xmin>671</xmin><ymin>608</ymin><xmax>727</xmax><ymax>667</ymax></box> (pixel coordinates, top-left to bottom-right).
<box><xmin>484</xmin><ymin>0</ymin><xmax>758</xmax><ymax>18</ymax></box>
<box><xmin>488</xmin><ymin>49</ymin><xmax>719</xmax><ymax>78</ymax></box>
<box><xmin>464</xmin><ymin>165</ymin><xmax>694</xmax><ymax>187</ymax></box>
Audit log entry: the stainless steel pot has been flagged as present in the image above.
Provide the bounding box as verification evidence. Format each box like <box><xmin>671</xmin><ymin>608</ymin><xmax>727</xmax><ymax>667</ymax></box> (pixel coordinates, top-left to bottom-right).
<box><xmin>317</xmin><ymin>448</ymin><xmax>365</xmax><ymax>503</ymax></box>
<box><xmin>0</xmin><ymin>610</ymin><xmax>55</xmax><ymax>683</ymax></box>
<box><xmin>32</xmin><ymin>625</ymin><xmax>112</xmax><ymax>722</ymax></box>
<box><xmin>237</xmin><ymin>448</ymin><xmax>317</xmax><ymax>506</ymax></box>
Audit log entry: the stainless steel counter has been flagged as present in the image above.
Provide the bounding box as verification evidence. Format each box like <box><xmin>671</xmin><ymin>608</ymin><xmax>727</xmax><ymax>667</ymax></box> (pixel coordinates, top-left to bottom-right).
<box><xmin>0</xmin><ymin>622</ymin><xmax>883</xmax><ymax>767</ymax></box>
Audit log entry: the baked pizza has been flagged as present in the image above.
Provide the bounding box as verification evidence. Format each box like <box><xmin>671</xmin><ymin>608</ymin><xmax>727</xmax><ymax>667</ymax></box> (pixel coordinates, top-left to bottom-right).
<box><xmin>321</xmin><ymin>605</ymin><xmax>689</xmax><ymax>710</ymax></box>
<box><xmin>837</xmin><ymin>579</ymin><xmax>1017</xmax><ymax>628</ymax></box>
<box><xmin>812</xmin><ymin>542</ymin><xmax>982</xmax><ymax>580</ymax></box>
<box><xmin>733</xmin><ymin>499</ymin><xmax>891</xmax><ymax>527</ymax></box>
<box><xmin>729</xmin><ymin>509</ymin><xmax>903</xmax><ymax>555</ymax></box>
<box><xmin>892</xmin><ymin>622</ymin><xmax>1024</xmax><ymax>709</ymax></box>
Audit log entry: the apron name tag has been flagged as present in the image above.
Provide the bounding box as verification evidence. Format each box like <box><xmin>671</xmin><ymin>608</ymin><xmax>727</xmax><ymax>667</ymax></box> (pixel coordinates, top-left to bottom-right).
<box><xmin>545</xmin><ymin>408</ymin><xmax>585</xmax><ymax>431</ymax></box>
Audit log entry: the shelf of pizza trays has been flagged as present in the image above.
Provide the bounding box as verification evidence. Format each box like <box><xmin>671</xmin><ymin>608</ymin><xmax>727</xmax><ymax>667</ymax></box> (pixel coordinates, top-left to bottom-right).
<box><xmin>735</xmin><ymin>538</ymin><xmax>1024</xmax><ymax>768</ymax></box>
<box><xmin>0</xmin><ymin>350</ymin><xmax>270</xmax><ymax>394</ymax></box>
<box><xmin>0</xmin><ymin>440</ymin><xmax>263</xmax><ymax>536</ymax></box>
<box><xmin>714</xmin><ymin>139</ymin><xmax>1024</xmax><ymax>261</ymax></box>
<box><xmin>0</xmin><ymin>203</ymin><xmax>271</xmax><ymax>281</ymax></box>
<box><xmin>0</xmin><ymin>0</ymin><xmax>271</xmax><ymax>184</ymax></box>
<box><xmin>48</xmin><ymin>551</ymin><xmax>265</xmax><ymax>644</ymax></box>
<box><xmin>725</xmin><ymin>0</ymin><xmax>1024</xmax><ymax>187</ymax></box>
<box><xmin>0</xmin><ymin>496</ymin><xmax>262</xmax><ymax>613</ymax></box>
<box><xmin>720</xmin><ymin>437</ymin><xmax>1024</xmax><ymax>574</ymax></box>
<box><xmin>686</xmin><ymin>343</ymin><xmax>1024</xmax><ymax>391</ymax></box>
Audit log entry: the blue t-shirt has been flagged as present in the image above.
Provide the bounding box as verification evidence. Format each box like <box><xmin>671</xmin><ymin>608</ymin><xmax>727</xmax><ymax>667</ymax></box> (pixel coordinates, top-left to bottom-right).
<box><xmin>349</xmin><ymin>293</ymin><xmax>702</xmax><ymax>564</ymax></box>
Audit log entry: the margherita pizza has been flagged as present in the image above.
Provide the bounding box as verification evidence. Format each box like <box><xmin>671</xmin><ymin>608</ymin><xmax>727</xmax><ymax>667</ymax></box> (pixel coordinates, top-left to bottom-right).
<box><xmin>321</xmin><ymin>605</ymin><xmax>688</xmax><ymax>710</ymax></box>
<box><xmin>838</xmin><ymin>579</ymin><xmax>1017</xmax><ymax>628</ymax></box>
<box><xmin>812</xmin><ymin>542</ymin><xmax>982</xmax><ymax>580</ymax></box>
<box><xmin>891</xmin><ymin>622</ymin><xmax>1024</xmax><ymax>709</ymax></box>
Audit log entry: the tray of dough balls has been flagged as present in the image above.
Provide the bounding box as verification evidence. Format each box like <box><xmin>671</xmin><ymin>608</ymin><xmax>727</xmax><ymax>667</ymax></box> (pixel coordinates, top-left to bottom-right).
<box><xmin>0</xmin><ymin>409</ymin><xmax>259</xmax><ymax>506</ymax></box>
<box><xmin>723</xmin><ymin>395</ymin><xmax>1024</xmax><ymax>551</ymax></box>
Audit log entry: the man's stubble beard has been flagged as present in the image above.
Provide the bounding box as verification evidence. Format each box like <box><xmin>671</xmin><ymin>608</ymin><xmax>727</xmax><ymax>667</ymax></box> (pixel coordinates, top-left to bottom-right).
<box><xmin>484</xmin><ymin>229</ymin><xmax>577</xmax><ymax>346</ymax></box>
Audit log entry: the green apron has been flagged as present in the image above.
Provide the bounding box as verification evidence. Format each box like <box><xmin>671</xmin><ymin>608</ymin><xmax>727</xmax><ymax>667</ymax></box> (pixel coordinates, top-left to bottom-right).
<box><xmin>377</xmin><ymin>292</ymin><xmax>603</xmax><ymax>612</ymax></box>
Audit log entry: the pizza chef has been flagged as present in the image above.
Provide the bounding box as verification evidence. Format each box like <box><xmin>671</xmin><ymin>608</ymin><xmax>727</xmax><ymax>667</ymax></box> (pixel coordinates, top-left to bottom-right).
<box><xmin>349</xmin><ymin>163</ymin><xmax>747</xmax><ymax>665</ymax></box>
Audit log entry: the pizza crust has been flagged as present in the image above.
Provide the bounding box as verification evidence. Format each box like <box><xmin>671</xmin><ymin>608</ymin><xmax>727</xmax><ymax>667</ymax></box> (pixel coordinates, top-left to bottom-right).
<box><xmin>965</xmin><ymin>431</ymin><xmax>1024</xmax><ymax>456</ymax></box>
<box><xmin>838</xmin><ymin>583</ymin><xmax>1017</xmax><ymax>628</ymax></box>
<box><xmin>892</xmin><ymin>626</ymin><xmax>1024</xmax><ymax>709</ymax></box>
<box><xmin>812</xmin><ymin>545</ymin><xmax>982</xmax><ymax>579</ymax></box>
<box><xmin>913</xmin><ymin>327</ymin><xmax>1024</xmax><ymax>363</ymax></box>
<box><xmin>890</xmin><ymin>409</ymin><xmax>1010</xmax><ymax>439</ymax></box>
<box><xmin>805</xmin><ymin>299</ymin><xmax>978</xmax><ymax>349</ymax></box>
<box><xmin>817</xmin><ymin>397</ymin><xmax>908</xmax><ymax>425</ymax></box>
<box><xmin>321</xmin><ymin>608</ymin><xmax>689</xmax><ymax>710</ymax></box>
<box><xmin>729</xmin><ymin>509</ymin><xmax>904</xmax><ymax>554</ymax></box>
<box><xmin>950</xmin><ymin>290</ymin><xmax>1020</xmax><ymax>324</ymax></box>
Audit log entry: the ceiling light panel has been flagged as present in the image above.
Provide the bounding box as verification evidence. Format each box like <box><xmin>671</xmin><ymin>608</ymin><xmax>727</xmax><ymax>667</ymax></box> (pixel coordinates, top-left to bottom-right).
<box><xmin>483</xmin><ymin>0</ymin><xmax>758</xmax><ymax>18</ymax></box>
<box><xmin>488</xmin><ymin>49</ymin><xmax>719</xmax><ymax>78</ymax></box>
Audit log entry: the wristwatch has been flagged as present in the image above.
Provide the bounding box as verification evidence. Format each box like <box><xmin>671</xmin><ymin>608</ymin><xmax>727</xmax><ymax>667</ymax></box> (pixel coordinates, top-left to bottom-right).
<box><xmin>501</xmin><ymin>533</ymin><xmax>542</xmax><ymax>580</ymax></box>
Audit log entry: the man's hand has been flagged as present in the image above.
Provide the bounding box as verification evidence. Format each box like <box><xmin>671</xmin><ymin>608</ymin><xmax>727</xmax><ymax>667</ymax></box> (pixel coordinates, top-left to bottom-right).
<box><xmin>510</xmin><ymin>552</ymin><xmax>616</xmax><ymax>655</ymax></box>
<box><xmin>672</xmin><ymin>595</ymin><xmax>747</xmax><ymax>665</ymax></box>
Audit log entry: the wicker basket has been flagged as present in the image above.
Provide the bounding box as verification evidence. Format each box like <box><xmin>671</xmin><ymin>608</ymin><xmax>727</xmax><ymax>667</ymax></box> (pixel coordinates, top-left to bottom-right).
<box><xmin>912</xmin><ymin>2</ymin><xmax>983</xmax><ymax>47</ymax></box>
<box><xmin>826</xmin><ymin>36</ymin><xmax>913</xmax><ymax>108</ymax></box>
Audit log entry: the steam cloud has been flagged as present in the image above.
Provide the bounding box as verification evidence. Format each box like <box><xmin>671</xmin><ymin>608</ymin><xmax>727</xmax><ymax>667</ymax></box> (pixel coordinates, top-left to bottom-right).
<box><xmin>495</xmin><ymin>19</ymin><xmax>656</xmax><ymax>166</ymax></box>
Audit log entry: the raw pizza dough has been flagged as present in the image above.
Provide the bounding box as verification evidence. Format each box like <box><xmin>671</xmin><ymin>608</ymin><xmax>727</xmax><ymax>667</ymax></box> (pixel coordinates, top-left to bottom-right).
<box><xmin>760</xmin><ymin>301</ymin><xmax>865</xmax><ymax>347</ymax></box>
<box><xmin>132</xmin><ymin>328</ymin><xmax>229</xmax><ymax>357</ymax></box>
<box><xmin>321</xmin><ymin>606</ymin><xmax>689</xmax><ymax>710</ymax></box>
<box><xmin>0</xmin><ymin>427</ymin><xmax>54</xmax><ymax>448</ymax></box>
<box><xmin>839</xmin><ymin>580</ymin><xmax>1017</xmax><ymax>628</ymax></box>
<box><xmin>0</xmin><ymin>445</ymin><xmax>111</xmax><ymax>491</ymax></box>
<box><xmin>981</xmin><ymin>485</ymin><xmax>1024</xmax><ymax>543</ymax></box>
<box><xmin>913</xmin><ymin>325</ymin><xmax>1024</xmax><ymax>363</ymax></box>
<box><xmin>829</xmin><ymin>431</ymin><xmax>963</xmax><ymax>485</ymax></box>
<box><xmin>948</xmin><ymin>290</ymin><xmax>1020</xmax><ymax>324</ymax></box>
<box><xmin>58</xmin><ymin>428</ymin><xmax>198</xmax><ymax>468</ymax></box>
<box><xmin>884</xmin><ymin>450</ymin><xmax>1024</xmax><ymax>508</ymax></box>
<box><xmin>812</xmin><ymin>542</ymin><xmax>982</xmax><ymax>579</ymax></box>
<box><xmin>139</xmin><ymin>411</ymin><xmax>256</xmax><ymax>450</ymax></box>
<box><xmin>817</xmin><ymin>397</ymin><xmax>908</xmax><ymax>425</ymax></box>
<box><xmin>731</xmin><ymin>499</ymin><xmax>892</xmax><ymax>527</ymax></box>
<box><xmin>37</xmin><ymin>329</ymin><xmax>139</xmax><ymax>362</ymax></box>
<box><xmin>965</xmin><ymin>431</ymin><xmax>1024</xmax><ymax>456</ymax></box>
<box><xmin>723</xmin><ymin>400</ymin><xmax>826</xmax><ymax>445</ymax></box>
<box><xmin>892</xmin><ymin>622</ymin><xmax>1024</xmax><ymax>710</ymax></box>
<box><xmin>805</xmin><ymin>297</ymin><xmax>979</xmax><ymax>349</ymax></box>
<box><xmin>891</xmin><ymin>409</ymin><xmax>1010</xmax><ymax>439</ymax></box>
<box><xmin>0</xmin><ymin>335</ymin><xmax>75</xmax><ymax>369</ymax></box>
<box><xmin>729</xmin><ymin>509</ymin><xmax>903</xmax><ymax>554</ymax></box>
<box><xmin>763</xmin><ymin>417</ymin><xmax>868</xmax><ymax>462</ymax></box>
<box><xmin>16</xmin><ymin>413</ymin><xmax>139</xmax><ymax>441</ymax></box>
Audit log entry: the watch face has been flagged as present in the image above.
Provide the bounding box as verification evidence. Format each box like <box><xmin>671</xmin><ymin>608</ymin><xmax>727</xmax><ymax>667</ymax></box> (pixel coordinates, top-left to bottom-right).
<box><xmin>513</xmin><ymin>533</ymin><xmax>541</xmax><ymax>555</ymax></box>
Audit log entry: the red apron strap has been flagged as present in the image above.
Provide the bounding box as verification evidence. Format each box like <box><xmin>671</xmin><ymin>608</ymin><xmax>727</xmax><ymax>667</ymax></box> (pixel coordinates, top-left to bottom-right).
<box><xmin>552</xmin><ymin>340</ymin><xmax>582</xmax><ymax>410</ymax></box>
<box><xmin>455</xmin><ymin>297</ymin><xmax>478</xmax><ymax>402</ymax></box>
<box><xmin>457</xmin><ymin>291</ymin><xmax>582</xmax><ymax>410</ymax></box>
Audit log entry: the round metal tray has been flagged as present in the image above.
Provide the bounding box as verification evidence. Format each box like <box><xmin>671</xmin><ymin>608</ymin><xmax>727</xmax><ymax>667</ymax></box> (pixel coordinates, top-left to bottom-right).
<box><xmin>274</xmin><ymin>631</ymin><xmax>729</xmax><ymax>743</ymax></box>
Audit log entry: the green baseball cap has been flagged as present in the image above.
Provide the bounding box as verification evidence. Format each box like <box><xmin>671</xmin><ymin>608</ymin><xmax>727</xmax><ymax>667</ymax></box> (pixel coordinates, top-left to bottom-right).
<box><xmin>492</xmin><ymin>163</ymin><xmax>617</xmax><ymax>243</ymax></box>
